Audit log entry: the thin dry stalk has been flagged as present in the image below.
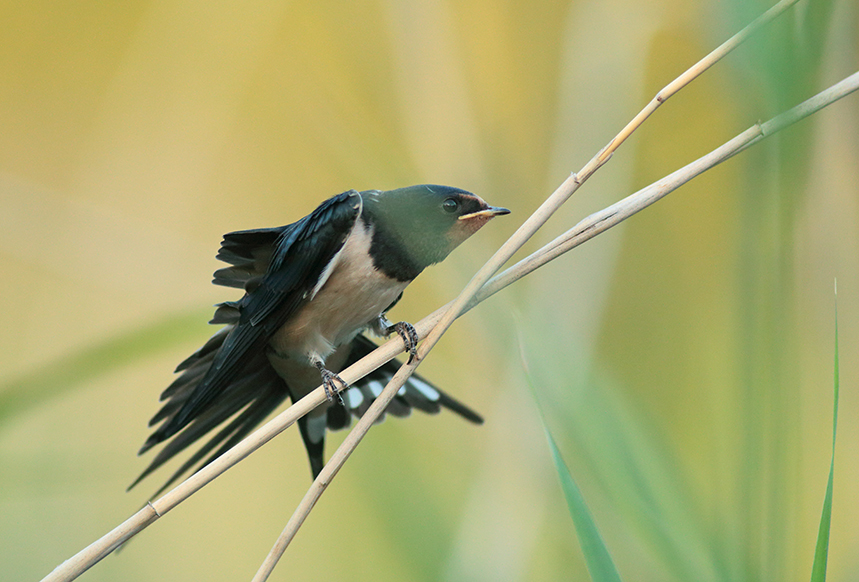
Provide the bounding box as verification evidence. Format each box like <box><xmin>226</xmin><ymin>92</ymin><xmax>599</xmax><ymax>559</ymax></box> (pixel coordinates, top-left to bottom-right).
<box><xmin>417</xmin><ymin>0</ymin><xmax>801</xmax><ymax>357</ymax></box>
<box><xmin>252</xmin><ymin>360</ymin><xmax>422</xmax><ymax>582</ymax></box>
<box><xmin>484</xmin><ymin>70</ymin><xmax>859</xmax><ymax>299</ymax></box>
<box><xmin>606</xmin><ymin>0</ymin><xmax>801</xmax><ymax>153</ymax></box>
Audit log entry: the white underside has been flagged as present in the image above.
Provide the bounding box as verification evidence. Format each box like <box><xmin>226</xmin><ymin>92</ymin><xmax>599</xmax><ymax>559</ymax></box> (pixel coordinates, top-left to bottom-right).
<box><xmin>268</xmin><ymin>216</ymin><xmax>409</xmax><ymax>365</ymax></box>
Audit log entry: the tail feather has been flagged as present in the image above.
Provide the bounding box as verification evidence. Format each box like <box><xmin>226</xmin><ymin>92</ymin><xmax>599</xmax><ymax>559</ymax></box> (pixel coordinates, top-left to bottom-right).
<box><xmin>133</xmin><ymin>331</ymin><xmax>483</xmax><ymax>492</ymax></box>
<box><xmin>144</xmin><ymin>387</ymin><xmax>288</xmax><ymax>497</ymax></box>
<box><xmin>335</xmin><ymin>335</ymin><xmax>484</xmax><ymax>429</ymax></box>
<box><xmin>173</xmin><ymin>327</ymin><xmax>231</xmax><ymax>374</ymax></box>
<box><xmin>212</xmin><ymin>227</ymin><xmax>282</xmax><ymax>289</ymax></box>
<box><xmin>131</xmin><ymin>329</ymin><xmax>288</xmax><ymax>493</ymax></box>
<box><xmin>295</xmin><ymin>415</ymin><xmax>326</xmax><ymax>478</ymax></box>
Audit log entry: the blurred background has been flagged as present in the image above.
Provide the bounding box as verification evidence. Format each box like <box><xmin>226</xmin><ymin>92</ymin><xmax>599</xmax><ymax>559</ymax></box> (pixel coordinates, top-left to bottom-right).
<box><xmin>2</xmin><ymin>0</ymin><xmax>858</xmax><ymax>580</ymax></box>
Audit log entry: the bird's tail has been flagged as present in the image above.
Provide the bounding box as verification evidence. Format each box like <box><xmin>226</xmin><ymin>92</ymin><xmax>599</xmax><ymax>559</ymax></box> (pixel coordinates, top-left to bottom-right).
<box><xmin>328</xmin><ymin>334</ymin><xmax>483</xmax><ymax>429</ymax></box>
<box><xmin>129</xmin><ymin>326</ymin><xmax>289</xmax><ymax>497</ymax></box>
<box><xmin>294</xmin><ymin>334</ymin><xmax>483</xmax><ymax>479</ymax></box>
<box><xmin>132</xmin><ymin>333</ymin><xmax>483</xmax><ymax>490</ymax></box>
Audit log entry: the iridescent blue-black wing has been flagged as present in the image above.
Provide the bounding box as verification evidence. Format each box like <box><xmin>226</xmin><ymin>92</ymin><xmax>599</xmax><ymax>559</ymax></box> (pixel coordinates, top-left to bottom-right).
<box><xmin>139</xmin><ymin>190</ymin><xmax>362</xmax><ymax>452</ymax></box>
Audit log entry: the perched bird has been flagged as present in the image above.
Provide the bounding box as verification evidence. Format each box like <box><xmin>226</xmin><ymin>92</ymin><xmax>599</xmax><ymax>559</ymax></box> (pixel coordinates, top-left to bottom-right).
<box><xmin>131</xmin><ymin>185</ymin><xmax>509</xmax><ymax>494</ymax></box>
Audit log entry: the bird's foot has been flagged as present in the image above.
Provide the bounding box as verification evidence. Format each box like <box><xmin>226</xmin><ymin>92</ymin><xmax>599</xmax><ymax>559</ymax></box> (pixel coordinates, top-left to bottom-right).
<box><xmin>314</xmin><ymin>361</ymin><xmax>347</xmax><ymax>405</ymax></box>
<box><xmin>386</xmin><ymin>321</ymin><xmax>419</xmax><ymax>364</ymax></box>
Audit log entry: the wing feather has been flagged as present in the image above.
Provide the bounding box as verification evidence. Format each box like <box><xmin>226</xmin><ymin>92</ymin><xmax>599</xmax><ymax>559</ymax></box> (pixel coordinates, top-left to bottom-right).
<box><xmin>145</xmin><ymin>190</ymin><xmax>362</xmax><ymax>446</ymax></box>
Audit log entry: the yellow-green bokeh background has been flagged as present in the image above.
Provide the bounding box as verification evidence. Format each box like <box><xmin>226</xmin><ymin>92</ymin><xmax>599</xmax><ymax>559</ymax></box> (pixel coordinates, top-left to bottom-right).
<box><xmin>2</xmin><ymin>1</ymin><xmax>858</xmax><ymax>580</ymax></box>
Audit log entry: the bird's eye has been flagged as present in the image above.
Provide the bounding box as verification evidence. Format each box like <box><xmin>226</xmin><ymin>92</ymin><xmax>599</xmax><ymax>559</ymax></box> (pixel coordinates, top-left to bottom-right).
<box><xmin>442</xmin><ymin>198</ymin><xmax>459</xmax><ymax>213</ymax></box>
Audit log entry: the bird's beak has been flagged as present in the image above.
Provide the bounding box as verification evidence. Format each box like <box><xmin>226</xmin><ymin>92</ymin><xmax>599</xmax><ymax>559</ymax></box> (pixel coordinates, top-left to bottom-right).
<box><xmin>458</xmin><ymin>206</ymin><xmax>511</xmax><ymax>221</ymax></box>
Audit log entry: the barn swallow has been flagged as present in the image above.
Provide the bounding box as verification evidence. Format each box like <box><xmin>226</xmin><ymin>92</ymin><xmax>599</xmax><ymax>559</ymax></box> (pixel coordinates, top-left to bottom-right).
<box><xmin>131</xmin><ymin>185</ymin><xmax>509</xmax><ymax>494</ymax></box>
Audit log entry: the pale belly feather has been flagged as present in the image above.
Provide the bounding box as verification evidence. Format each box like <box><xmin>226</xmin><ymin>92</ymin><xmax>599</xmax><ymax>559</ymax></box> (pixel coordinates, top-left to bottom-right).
<box><xmin>267</xmin><ymin>219</ymin><xmax>408</xmax><ymax>364</ymax></box>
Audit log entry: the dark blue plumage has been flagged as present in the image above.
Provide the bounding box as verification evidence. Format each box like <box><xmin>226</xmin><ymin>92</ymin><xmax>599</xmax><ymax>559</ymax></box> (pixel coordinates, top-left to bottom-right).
<box><xmin>132</xmin><ymin>185</ymin><xmax>508</xmax><ymax>494</ymax></box>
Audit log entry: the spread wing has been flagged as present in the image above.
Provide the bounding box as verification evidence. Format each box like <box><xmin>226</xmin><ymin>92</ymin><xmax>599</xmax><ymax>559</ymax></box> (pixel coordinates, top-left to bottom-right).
<box><xmin>140</xmin><ymin>190</ymin><xmax>362</xmax><ymax>452</ymax></box>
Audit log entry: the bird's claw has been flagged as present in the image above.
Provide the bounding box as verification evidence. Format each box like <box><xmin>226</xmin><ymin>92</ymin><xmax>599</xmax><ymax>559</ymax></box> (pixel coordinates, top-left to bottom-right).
<box><xmin>387</xmin><ymin>321</ymin><xmax>419</xmax><ymax>364</ymax></box>
<box><xmin>316</xmin><ymin>364</ymin><xmax>347</xmax><ymax>406</ymax></box>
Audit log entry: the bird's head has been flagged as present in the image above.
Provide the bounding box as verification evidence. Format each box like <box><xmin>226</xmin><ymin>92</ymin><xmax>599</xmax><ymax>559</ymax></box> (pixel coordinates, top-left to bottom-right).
<box><xmin>363</xmin><ymin>185</ymin><xmax>509</xmax><ymax>280</ymax></box>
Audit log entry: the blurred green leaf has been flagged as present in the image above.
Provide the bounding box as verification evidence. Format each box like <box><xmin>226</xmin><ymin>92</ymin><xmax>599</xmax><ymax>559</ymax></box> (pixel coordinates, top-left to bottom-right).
<box><xmin>810</xmin><ymin>290</ymin><xmax>839</xmax><ymax>582</ymax></box>
<box><xmin>518</xmin><ymin>336</ymin><xmax>623</xmax><ymax>582</ymax></box>
<box><xmin>519</xmin><ymin>311</ymin><xmax>727</xmax><ymax>581</ymax></box>
<box><xmin>544</xmin><ymin>423</ymin><xmax>623</xmax><ymax>582</ymax></box>
<box><xmin>0</xmin><ymin>310</ymin><xmax>210</xmax><ymax>429</ymax></box>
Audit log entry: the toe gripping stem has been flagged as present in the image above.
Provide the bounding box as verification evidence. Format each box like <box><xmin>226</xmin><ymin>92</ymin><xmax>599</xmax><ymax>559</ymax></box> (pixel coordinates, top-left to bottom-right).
<box><xmin>387</xmin><ymin>321</ymin><xmax>419</xmax><ymax>364</ymax></box>
<box><xmin>314</xmin><ymin>361</ymin><xmax>347</xmax><ymax>406</ymax></box>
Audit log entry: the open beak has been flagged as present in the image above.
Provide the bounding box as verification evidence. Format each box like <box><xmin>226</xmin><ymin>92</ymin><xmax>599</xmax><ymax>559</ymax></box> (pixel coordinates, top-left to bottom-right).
<box><xmin>458</xmin><ymin>206</ymin><xmax>511</xmax><ymax>221</ymax></box>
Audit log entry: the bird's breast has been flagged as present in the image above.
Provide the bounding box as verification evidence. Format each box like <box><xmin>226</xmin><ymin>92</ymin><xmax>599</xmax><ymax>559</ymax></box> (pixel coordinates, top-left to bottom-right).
<box><xmin>268</xmin><ymin>219</ymin><xmax>409</xmax><ymax>363</ymax></box>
